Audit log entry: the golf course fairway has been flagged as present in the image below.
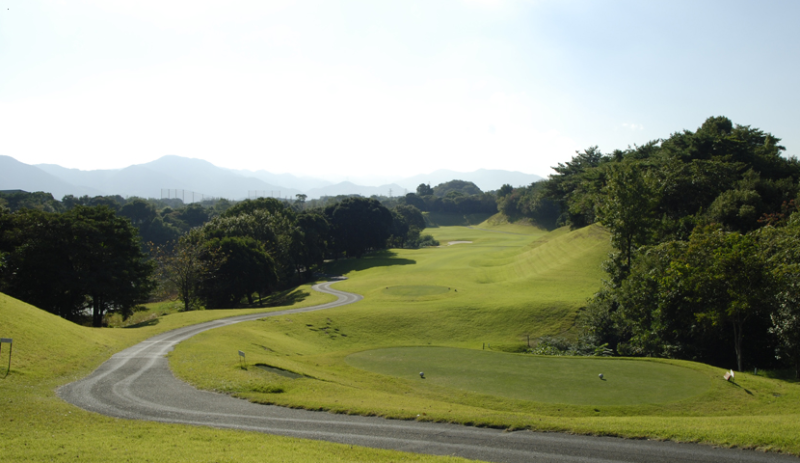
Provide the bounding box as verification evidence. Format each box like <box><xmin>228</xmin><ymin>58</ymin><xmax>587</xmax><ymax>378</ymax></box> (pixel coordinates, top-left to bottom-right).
<box><xmin>169</xmin><ymin>221</ymin><xmax>800</xmax><ymax>454</ymax></box>
<box><xmin>345</xmin><ymin>346</ymin><xmax>712</xmax><ymax>406</ymax></box>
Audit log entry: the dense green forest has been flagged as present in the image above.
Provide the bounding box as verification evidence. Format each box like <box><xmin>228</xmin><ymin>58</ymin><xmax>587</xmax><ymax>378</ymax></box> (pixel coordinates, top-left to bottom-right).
<box><xmin>504</xmin><ymin>116</ymin><xmax>800</xmax><ymax>376</ymax></box>
<box><xmin>398</xmin><ymin>180</ymin><xmax>498</xmax><ymax>216</ymax></box>
<box><xmin>0</xmin><ymin>191</ymin><xmax>439</xmax><ymax>325</ymax></box>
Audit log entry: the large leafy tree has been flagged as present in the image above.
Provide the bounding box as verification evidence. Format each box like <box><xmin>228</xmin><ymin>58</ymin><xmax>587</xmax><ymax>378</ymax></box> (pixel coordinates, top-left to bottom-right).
<box><xmin>295</xmin><ymin>211</ymin><xmax>329</xmax><ymax>275</ymax></box>
<box><xmin>324</xmin><ymin>197</ymin><xmax>393</xmax><ymax>258</ymax></box>
<box><xmin>198</xmin><ymin>236</ymin><xmax>276</xmax><ymax>308</ymax></box>
<box><xmin>432</xmin><ymin>180</ymin><xmax>483</xmax><ymax>198</ymax></box>
<box><xmin>758</xmin><ymin>210</ymin><xmax>800</xmax><ymax>377</ymax></box>
<box><xmin>0</xmin><ymin>208</ymin><xmax>85</xmax><ymax>319</ymax></box>
<box><xmin>0</xmin><ymin>205</ymin><xmax>155</xmax><ymax>326</ymax></box>
<box><xmin>69</xmin><ymin>206</ymin><xmax>157</xmax><ymax>326</ymax></box>
<box><xmin>667</xmin><ymin>227</ymin><xmax>773</xmax><ymax>372</ymax></box>
<box><xmin>153</xmin><ymin>229</ymin><xmax>224</xmax><ymax>312</ymax></box>
<box><xmin>209</xmin><ymin>201</ymin><xmax>301</xmax><ymax>285</ymax></box>
<box><xmin>416</xmin><ymin>183</ymin><xmax>434</xmax><ymax>197</ymax></box>
<box><xmin>542</xmin><ymin>146</ymin><xmax>607</xmax><ymax>227</ymax></box>
<box><xmin>595</xmin><ymin>162</ymin><xmax>660</xmax><ymax>273</ymax></box>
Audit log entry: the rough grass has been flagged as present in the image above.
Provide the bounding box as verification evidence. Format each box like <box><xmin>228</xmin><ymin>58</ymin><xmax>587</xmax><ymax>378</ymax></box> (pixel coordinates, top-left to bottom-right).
<box><xmin>170</xmin><ymin>222</ymin><xmax>800</xmax><ymax>455</ymax></box>
<box><xmin>0</xmin><ymin>290</ymin><xmax>468</xmax><ymax>463</ymax></box>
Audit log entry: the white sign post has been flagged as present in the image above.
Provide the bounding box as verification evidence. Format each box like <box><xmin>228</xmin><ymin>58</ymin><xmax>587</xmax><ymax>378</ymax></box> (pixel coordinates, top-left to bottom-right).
<box><xmin>238</xmin><ymin>350</ymin><xmax>246</xmax><ymax>369</ymax></box>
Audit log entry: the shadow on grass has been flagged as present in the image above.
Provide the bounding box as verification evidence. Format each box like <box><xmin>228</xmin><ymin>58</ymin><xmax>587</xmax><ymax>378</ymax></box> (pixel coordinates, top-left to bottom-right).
<box><xmin>325</xmin><ymin>250</ymin><xmax>416</xmax><ymax>274</ymax></box>
<box><xmin>257</xmin><ymin>288</ymin><xmax>311</xmax><ymax>308</ymax></box>
<box><xmin>124</xmin><ymin>318</ymin><xmax>161</xmax><ymax>329</ymax></box>
<box><xmin>255</xmin><ymin>363</ymin><xmax>307</xmax><ymax>379</ymax></box>
<box><xmin>760</xmin><ymin>368</ymin><xmax>800</xmax><ymax>384</ymax></box>
<box><xmin>728</xmin><ymin>380</ymin><xmax>754</xmax><ymax>395</ymax></box>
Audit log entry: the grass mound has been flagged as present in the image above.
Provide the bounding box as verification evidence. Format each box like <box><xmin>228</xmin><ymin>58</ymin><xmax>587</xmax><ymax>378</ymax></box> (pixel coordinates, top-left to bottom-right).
<box><xmin>0</xmin><ymin>290</ymin><xmax>461</xmax><ymax>463</ymax></box>
<box><xmin>346</xmin><ymin>347</ymin><xmax>712</xmax><ymax>406</ymax></box>
<box><xmin>383</xmin><ymin>285</ymin><xmax>452</xmax><ymax>297</ymax></box>
<box><xmin>0</xmin><ymin>292</ymin><xmax>128</xmax><ymax>381</ymax></box>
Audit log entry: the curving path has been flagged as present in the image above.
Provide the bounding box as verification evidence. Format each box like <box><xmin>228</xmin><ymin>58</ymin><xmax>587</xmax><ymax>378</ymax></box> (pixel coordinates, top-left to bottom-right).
<box><xmin>59</xmin><ymin>279</ymin><xmax>799</xmax><ymax>463</ymax></box>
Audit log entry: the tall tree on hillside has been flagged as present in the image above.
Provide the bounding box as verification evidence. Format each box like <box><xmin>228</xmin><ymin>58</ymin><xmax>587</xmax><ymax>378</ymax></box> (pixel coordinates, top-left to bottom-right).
<box><xmin>0</xmin><ymin>209</ymin><xmax>85</xmax><ymax>319</ymax></box>
<box><xmin>154</xmin><ymin>229</ymin><xmax>224</xmax><ymax>312</ymax></box>
<box><xmin>543</xmin><ymin>146</ymin><xmax>607</xmax><ymax>227</ymax></box>
<box><xmin>388</xmin><ymin>210</ymin><xmax>410</xmax><ymax>248</ymax></box>
<box><xmin>433</xmin><ymin>180</ymin><xmax>482</xmax><ymax>198</ymax></box>
<box><xmin>0</xmin><ymin>206</ymin><xmax>155</xmax><ymax>326</ymax></box>
<box><xmin>68</xmin><ymin>206</ymin><xmax>156</xmax><ymax>326</ymax></box>
<box><xmin>394</xmin><ymin>204</ymin><xmax>425</xmax><ymax>230</ymax></box>
<box><xmin>498</xmin><ymin>184</ymin><xmax>514</xmax><ymax>198</ymax></box>
<box><xmin>759</xmin><ymin>211</ymin><xmax>800</xmax><ymax>378</ymax></box>
<box><xmin>596</xmin><ymin>162</ymin><xmax>660</xmax><ymax>273</ymax></box>
<box><xmin>401</xmin><ymin>193</ymin><xmax>426</xmax><ymax>211</ymax></box>
<box><xmin>324</xmin><ymin>197</ymin><xmax>393</xmax><ymax>258</ymax></box>
<box><xmin>667</xmin><ymin>227</ymin><xmax>773</xmax><ymax>372</ymax></box>
<box><xmin>209</xmin><ymin>201</ymin><xmax>301</xmax><ymax>285</ymax></box>
<box><xmin>416</xmin><ymin>183</ymin><xmax>434</xmax><ymax>197</ymax></box>
<box><xmin>295</xmin><ymin>211</ymin><xmax>329</xmax><ymax>274</ymax></box>
<box><xmin>198</xmin><ymin>236</ymin><xmax>276</xmax><ymax>308</ymax></box>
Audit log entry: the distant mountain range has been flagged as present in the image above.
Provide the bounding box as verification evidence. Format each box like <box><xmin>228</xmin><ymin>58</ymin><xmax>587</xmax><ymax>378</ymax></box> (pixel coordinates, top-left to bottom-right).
<box><xmin>0</xmin><ymin>155</ymin><xmax>542</xmax><ymax>201</ymax></box>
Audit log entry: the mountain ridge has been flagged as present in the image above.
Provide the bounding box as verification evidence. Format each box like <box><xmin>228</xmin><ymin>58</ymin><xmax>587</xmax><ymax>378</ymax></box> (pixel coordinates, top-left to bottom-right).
<box><xmin>1</xmin><ymin>155</ymin><xmax>543</xmax><ymax>201</ymax></box>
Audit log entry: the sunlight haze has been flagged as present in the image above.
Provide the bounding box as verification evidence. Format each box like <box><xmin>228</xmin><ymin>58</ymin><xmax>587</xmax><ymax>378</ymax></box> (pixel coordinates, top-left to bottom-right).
<box><xmin>1</xmin><ymin>0</ymin><xmax>798</xmax><ymax>180</ymax></box>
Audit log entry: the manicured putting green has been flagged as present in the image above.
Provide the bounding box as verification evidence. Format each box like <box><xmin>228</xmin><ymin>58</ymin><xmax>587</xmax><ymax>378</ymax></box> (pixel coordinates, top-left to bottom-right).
<box><xmin>382</xmin><ymin>285</ymin><xmax>451</xmax><ymax>297</ymax></box>
<box><xmin>346</xmin><ymin>347</ymin><xmax>713</xmax><ymax>406</ymax></box>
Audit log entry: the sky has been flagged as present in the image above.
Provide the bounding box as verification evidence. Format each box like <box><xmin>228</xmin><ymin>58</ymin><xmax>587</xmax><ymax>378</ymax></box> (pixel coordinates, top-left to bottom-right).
<box><xmin>1</xmin><ymin>0</ymin><xmax>799</xmax><ymax>182</ymax></box>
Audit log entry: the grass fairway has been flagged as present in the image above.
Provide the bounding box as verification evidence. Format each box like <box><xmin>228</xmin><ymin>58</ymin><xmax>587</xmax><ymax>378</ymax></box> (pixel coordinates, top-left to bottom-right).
<box><xmin>0</xmin><ymin>290</ymin><xmax>468</xmax><ymax>463</ymax></box>
<box><xmin>383</xmin><ymin>285</ymin><xmax>452</xmax><ymax>297</ymax></box>
<box><xmin>346</xmin><ymin>347</ymin><xmax>712</xmax><ymax>406</ymax></box>
<box><xmin>170</xmin><ymin>222</ymin><xmax>800</xmax><ymax>455</ymax></box>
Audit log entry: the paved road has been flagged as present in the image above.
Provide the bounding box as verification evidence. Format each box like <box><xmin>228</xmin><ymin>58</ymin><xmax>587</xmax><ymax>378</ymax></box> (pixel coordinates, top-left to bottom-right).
<box><xmin>59</xmin><ymin>279</ymin><xmax>800</xmax><ymax>463</ymax></box>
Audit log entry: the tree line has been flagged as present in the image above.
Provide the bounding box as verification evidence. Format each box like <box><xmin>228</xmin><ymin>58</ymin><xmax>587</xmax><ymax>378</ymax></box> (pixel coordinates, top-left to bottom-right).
<box><xmin>0</xmin><ymin>194</ymin><xmax>436</xmax><ymax>326</ymax></box>
<box><xmin>516</xmin><ymin>116</ymin><xmax>800</xmax><ymax>376</ymax></box>
<box><xmin>399</xmin><ymin>180</ymin><xmax>499</xmax><ymax>216</ymax></box>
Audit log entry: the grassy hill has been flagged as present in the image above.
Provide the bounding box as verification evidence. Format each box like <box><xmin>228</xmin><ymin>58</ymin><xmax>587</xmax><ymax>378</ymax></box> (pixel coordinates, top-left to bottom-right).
<box><xmin>169</xmin><ymin>221</ymin><xmax>800</xmax><ymax>454</ymax></box>
<box><xmin>6</xmin><ymin>218</ymin><xmax>800</xmax><ymax>457</ymax></box>
<box><xmin>0</xmin><ymin>291</ymin><xmax>463</xmax><ymax>462</ymax></box>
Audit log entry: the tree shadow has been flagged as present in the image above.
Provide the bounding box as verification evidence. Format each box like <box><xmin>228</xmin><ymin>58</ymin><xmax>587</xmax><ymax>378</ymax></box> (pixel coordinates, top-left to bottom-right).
<box><xmin>760</xmin><ymin>369</ymin><xmax>800</xmax><ymax>384</ymax></box>
<box><xmin>325</xmin><ymin>250</ymin><xmax>416</xmax><ymax>274</ymax></box>
<box><xmin>258</xmin><ymin>288</ymin><xmax>310</xmax><ymax>308</ymax></box>
<box><xmin>123</xmin><ymin>318</ymin><xmax>160</xmax><ymax>329</ymax></box>
<box><xmin>255</xmin><ymin>363</ymin><xmax>307</xmax><ymax>379</ymax></box>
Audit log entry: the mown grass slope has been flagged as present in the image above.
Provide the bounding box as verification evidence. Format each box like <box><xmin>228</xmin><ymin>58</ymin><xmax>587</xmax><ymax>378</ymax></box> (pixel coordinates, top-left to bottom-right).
<box><xmin>170</xmin><ymin>222</ymin><xmax>800</xmax><ymax>454</ymax></box>
<box><xmin>0</xmin><ymin>290</ymin><xmax>468</xmax><ymax>462</ymax></box>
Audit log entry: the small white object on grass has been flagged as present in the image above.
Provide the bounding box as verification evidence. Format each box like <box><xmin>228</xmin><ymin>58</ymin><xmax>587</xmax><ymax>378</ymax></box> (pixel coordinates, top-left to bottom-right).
<box><xmin>598</xmin><ymin>373</ymin><xmax>604</xmax><ymax>379</ymax></box>
<box><xmin>420</xmin><ymin>371</ymin><xmax>425</xmax><ymax>378</ymax></box>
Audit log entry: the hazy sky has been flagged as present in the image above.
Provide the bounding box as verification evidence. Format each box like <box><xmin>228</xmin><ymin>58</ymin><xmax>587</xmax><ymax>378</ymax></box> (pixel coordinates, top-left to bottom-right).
<box><xmin>1</xmin><ymin>0</ymin><xmax>798</xmax><ymax>180</ymax></box>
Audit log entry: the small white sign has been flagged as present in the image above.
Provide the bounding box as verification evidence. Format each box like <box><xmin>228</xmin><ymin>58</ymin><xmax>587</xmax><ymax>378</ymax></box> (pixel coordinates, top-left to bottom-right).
<box><xmin>0</xmin><ymin>338</ymin><xmax>11</xmax><ymax>344</ymax></box>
